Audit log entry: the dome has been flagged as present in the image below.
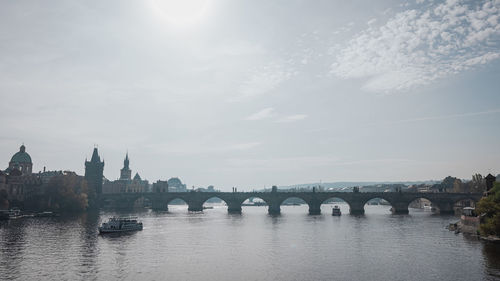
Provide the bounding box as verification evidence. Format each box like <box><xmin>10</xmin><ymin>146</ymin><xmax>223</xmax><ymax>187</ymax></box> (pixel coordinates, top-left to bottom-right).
<box><xmin>10</xmin><ymin>145</ymin><xmax>32</xmax><ymax>164</ymax></box>
<box><xmin>167</xmin><ymin>177</ymin><xmax>182</xmax><ymax>186</ymax></box>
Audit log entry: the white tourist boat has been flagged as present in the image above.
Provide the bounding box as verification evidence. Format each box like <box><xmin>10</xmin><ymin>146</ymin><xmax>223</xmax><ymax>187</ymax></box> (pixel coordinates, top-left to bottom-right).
<box><xmin>98</xmin><ymin>217</ymin><xmax>143</xmax><ymax>234</ymax></box>
<box><xmin>332</xmin><ymin>205</ymin><xmax>342</xmax><ymax>216</ymax></box>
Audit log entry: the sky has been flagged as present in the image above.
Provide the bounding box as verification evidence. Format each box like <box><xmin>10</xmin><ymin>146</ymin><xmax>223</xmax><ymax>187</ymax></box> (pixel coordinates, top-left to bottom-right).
<box><xmin>1</xmin><ymin>0</ymin><xmax>499</xmax><ymax>190</ymax></box>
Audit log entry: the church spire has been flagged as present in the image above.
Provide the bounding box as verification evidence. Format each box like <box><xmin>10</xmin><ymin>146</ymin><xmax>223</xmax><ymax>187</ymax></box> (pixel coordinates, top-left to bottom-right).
<box><xmin>124</xmin><ymin>152</ymin><xmax>129</xmax><ymax>169</ymax></box>
<box><xmin>120</xmin><ymin>152</ymin><xmax>132</xmax><ymax>181</ymax></box>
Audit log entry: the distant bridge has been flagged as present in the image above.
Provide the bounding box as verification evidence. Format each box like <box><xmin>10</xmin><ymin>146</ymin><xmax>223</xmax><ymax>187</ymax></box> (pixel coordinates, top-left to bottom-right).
<box><xmin>99</xmin><ymin>191</ymin><xmax>482</xmax><ymax>215</ymax></box>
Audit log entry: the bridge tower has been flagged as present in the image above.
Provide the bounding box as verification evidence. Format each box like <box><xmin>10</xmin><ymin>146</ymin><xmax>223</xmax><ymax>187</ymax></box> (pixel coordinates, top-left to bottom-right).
<box><xmin>85</xmin><ymin>147</ymin><xmax>104</xmax><ymax>195</ymax></box>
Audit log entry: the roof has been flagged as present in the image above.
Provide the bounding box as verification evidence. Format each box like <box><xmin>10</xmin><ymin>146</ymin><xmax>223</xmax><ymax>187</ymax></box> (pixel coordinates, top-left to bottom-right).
<box><xmin>90</xmin><ymin>147</ymin><xmax>102</xmax><ymax>163</ymax></box>
<box><xmin>10</xmin><ymin>145</ymin><xmax>32</xmax><ymax>164</ymax></box>
<box><xmin>486</xmin><ymin>173</ymin><xmax>496</xmax><ymax>179</ymax></box>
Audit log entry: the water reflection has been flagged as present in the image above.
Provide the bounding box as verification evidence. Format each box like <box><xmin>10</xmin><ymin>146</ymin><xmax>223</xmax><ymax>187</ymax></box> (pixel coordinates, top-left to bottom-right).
<box><xmin>483</xmin><ymin>243</ymin><xmax>500</xmax><ymax>280</ymax></box>
<box><xmin>77</xmin><ymin>212</ymin><xmax>99</xmax><ymax>280</ymax></box>
<box><xmin>0</xmin><ymin>220</ymin><xmax>27</xmax><ymax>280</ymax></box>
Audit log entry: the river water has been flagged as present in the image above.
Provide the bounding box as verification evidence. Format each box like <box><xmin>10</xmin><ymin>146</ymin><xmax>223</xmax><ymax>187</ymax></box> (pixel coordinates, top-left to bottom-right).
<box><xmin>1</xmin><ymin>204</ymin><xmax>500</xmax><ymax>281</ymax></box>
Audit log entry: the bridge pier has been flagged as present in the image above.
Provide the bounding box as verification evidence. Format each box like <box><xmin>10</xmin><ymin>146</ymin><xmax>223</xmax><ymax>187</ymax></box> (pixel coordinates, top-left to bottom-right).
<box><xmin>188</xmin><ymin>202</ymin><xmax>203</xmax><ymax>212</ymax></box>
<box><xmin>436</xmin><ymin>202</ymin><xmax>455</xmax><ymax>214</ymax></box>
<box><xmin>308</xmin><ymin>202</ymin><xmax>321</xmax><ymax>215</ymax></box>
<box><xmin>151</xmin><ymin>199</ymin><xmax>168</xmax><ymax>211</ymax></box>
<box><xmin>268</xmin><ymin>203</ymin><xmax>281</xmax><ymax>215</ymax></box>
<box><xmin>349</xmin><ymin>201</ymin><xmax>365</xmax><ymax>215</ymax></box>
<box><xmin>391</xmin><ymin>203</ymin><xmax>409</xmax><ymax>214</ymax></box>
<box><xmin>227</xmin><ymin>202</ymin><xmax>242</xmax><ymax>213</ymax></box>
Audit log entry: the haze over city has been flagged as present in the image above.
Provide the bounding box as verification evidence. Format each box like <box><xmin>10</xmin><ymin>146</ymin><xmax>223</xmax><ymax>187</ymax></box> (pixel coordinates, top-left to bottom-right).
<box><xmin>1</xmin><ymin>0</ymin><xmax>499</xmax><ymax>190</ymax></box>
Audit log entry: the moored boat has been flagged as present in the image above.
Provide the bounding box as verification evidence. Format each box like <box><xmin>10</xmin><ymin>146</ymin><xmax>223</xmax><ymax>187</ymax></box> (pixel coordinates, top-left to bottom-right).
<box><xmin>7</xmin><ymin>208</ymin><xmax>23</xmax><ymax>219</ymax></box>
<box><xmin>98</xmin><ymin>217</ymin><xmax>143</xmax><ymax>234</ymax></box>
<box><xmin>332</xmin><ymin>205</ymin><xmax>341</xmax><ymax>216</ymax></box>
<box><xmin>0</xmin><ymin>208</ymin><xmax>28</xmax><ymax>220</ymax></box>
<box><xmin>36</xmin><ymin>211</ymin><xmax>60</xmax><ymax>217</ymax></box>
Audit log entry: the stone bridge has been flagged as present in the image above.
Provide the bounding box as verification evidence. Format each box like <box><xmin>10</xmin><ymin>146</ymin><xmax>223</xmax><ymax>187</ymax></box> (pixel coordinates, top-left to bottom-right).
<box><xmin>99</xmin><ymin>191</ymin><xmax>482</xmax><ymax>215</ymax></box>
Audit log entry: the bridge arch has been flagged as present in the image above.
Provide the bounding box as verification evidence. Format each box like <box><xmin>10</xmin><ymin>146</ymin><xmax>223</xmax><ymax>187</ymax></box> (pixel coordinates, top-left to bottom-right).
<box><xmin>451</xmin><ymin>196</ymin><xmax>479</xmax><ymax>214</ymax></box>
<box><xmin>166</xmin><ymin>197</ymin><xmax>189</xmax><ymax>205</ymax></box>
<box><xmin>407</xmin><ymin>196</ymin><xmax>438</xmax><ymax>213</ymax></box>
<box><xmin>362</xmin><ymin>196</ymin><xmax>394</xmax><ymax>207</ymax></box>
<box><xmin>452</xmin><ymin>196</ymin><xmax>479</xmax><ymax>205</ymax></box>
<box><xmin>320</xmin><ymin>196</ymin><xmax>351</xmax><ymax>213</ymax></box>
<box><xmin>201</xmin><ymin>196</ymin><xmax>229</xmax><ymax>210</ymax></box>
<box><xmin>241</xmin><ymin>195</ymin><xmax>270</xmax><ymax>205</ymax></box>
<box><xmin>362</xmin><ymin>197</ymin><xmax>394</xmax><ymax>214</ymax></box>
<box><xmin>278</xmin><ymin>196</ymin><xmax>307</xmax><ymax>206</ymax></box>
<box><xmin>240</xmin><ymin>196</ymin><xmax>269</xmax><ymax>213</ymax></box>
<box><xmin>162</xmin><ymin>197</ymin><xmax>189</xmax><ymax>212</ymax></box>
<box><xmin>201</xmin><ymin>195</ymin><xmax>227</xmax><ymax>204</ymax></box>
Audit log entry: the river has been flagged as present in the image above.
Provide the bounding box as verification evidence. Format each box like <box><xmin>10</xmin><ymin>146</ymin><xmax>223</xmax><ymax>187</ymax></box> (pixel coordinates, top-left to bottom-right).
<box><xmin>1</xmin><ymin>204</ymin><xmax>499</xmax><ymax>281</ymax></box>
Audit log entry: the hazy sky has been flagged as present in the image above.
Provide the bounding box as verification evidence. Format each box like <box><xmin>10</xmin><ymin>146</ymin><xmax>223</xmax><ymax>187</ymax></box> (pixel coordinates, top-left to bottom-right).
<box><xmin>1</xmin><ymin>0</ymin><xmax>499</xmax><ymax>190</ymax></box>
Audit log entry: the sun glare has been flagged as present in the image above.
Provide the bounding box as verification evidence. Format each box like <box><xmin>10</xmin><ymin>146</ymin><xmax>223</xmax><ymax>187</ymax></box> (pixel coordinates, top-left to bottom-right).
<box><xmin>152</xmin><ymin>0</ymin><xmax>212</xmax><ymax>27</ymax></box>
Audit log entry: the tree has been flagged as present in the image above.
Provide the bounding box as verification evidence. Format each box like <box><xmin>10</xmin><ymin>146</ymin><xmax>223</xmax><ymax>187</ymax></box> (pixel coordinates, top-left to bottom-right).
<box><xmin>45</xmin><ymin>173</ymin><xmax>89</xmax><ymax>212</ymax></box>
<box><xmin>476</xmin><ymin>182</ymin><xmax>500</xmax><ymax>236</ymax></box>
<box><xmin>470</xmin><ymin>174</ymin><xmax>486</xmax><ymax>193</ymax></box>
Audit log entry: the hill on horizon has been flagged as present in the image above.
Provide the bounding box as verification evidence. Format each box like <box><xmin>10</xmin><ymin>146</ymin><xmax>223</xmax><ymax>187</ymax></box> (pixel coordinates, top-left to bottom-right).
<box><xmin>279</xmin><ymin>180</ymin><xmax>440</xmax><ymax>190</ymax></box>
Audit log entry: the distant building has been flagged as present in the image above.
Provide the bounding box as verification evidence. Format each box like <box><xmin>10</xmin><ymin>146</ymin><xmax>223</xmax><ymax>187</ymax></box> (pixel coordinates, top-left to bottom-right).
<box><xmin>407</xmin><ymin>184</ymin><xmax>435</xmax><ymax>193</ymax></box>
<box><xmin>85</xmin><ymin>148</ymin><xmax>104</xmax><ymax>195</ymax></box>
<box><xmin>153</xmin><ymin>180</ymin><xmax>169</xmax><ymax>192</ymax></box>
<box><xmin>1</xmin><ymin>144</ymin><xmax>43</xmax><ymax>206</ymax></box>
<box><xmin>6</xmin><ymin>144</ymin><xmax>32</xmax><ymax>175</ymax></box>
<box><xmin>486</xmin><ymin>174</ymin><xmax>496</xmax><ymax>191</ymax></box>
<box><xmin>195</xmin><ymin>185</ymin><xmax>216</xmax><ymax>192</ymax></box>
<box><xmin>167</xmin><ymin>177</ymin><xmax>187</xmax><ymax>192</ymax></box>
<box><xmin>102</xmin><ymin>153</ymin><xmax>149</xmax><ymax>193</ymax></box>
<box><xmin>120</xmin><ymin>153</ymin><xmax>132</xmax><ymax>180</ymax></box>
<box><xmin>38</xmin><ymin>170</ymin><xmax>65</xmax><ymax>184</ymax></box>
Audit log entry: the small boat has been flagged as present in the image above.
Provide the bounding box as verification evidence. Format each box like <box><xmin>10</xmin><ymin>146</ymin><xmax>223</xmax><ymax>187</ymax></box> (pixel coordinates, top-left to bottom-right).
<box><xmin>203</xmin><ymin>206</ymin><xmax>214</xmax><ymax>209</ymax></box>
<box><xmin>36</xmin><ymin>211</ymin><xmax>59</xmax><ymax>217</ymax></box>
<box><xmin>332</xmin><ymin>205</ymin><xmax>341</xmax><ymax>216</ymax></box>
<box><xmin>7</xmin><ymin>208</ymin><xmax>23</xmax><ymax>219</ymax></box>
<box><xmin>98</xmin><ymin>217</ymin><xmax>143</xmax><ymax>234</ymax></box>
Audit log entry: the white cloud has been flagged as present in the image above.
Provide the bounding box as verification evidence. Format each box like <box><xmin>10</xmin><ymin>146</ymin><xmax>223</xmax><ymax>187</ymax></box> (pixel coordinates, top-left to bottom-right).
<box><xmin>233</xmin><ymin>62</ymin><xmax>293</xmax><ymax>101</ymax></box>
<box><xmin>331</xmin><ymin>0</ymin><xmax>500</xmax><ymax>93</ymax></box>
<box><xmin>245</xmin><ymin>107</ymin><xmax>275</xmax><ymax>120</ymax></box>
<box><xmin>276</xmin><ymin>114</ymin><xmax>308</xmax><ymax>123</ymax></box>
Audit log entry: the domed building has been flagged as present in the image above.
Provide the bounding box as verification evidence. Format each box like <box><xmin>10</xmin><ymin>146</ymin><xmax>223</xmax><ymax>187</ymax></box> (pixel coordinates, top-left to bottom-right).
<box><xmin>7</xmin><ymin>144</ymin><xmax>33</xmax><ymax>175</ymax></box>
<box><xmin>167</xmin><ymin>177</ymin><xmax>187</xmax><ymax>192</ymax></box>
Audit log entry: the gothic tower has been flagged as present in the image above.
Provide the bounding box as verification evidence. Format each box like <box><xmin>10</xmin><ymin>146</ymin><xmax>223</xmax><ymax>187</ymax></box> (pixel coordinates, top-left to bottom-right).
<box><xmin>120</xmin><ymin>153</ymin><xmax>132</xmax><ymax>181</ymax></box>
<box><xmin>85</xmin><ymin>147</ymin><xmax>104</xmax><ymax>195</ymax></box>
